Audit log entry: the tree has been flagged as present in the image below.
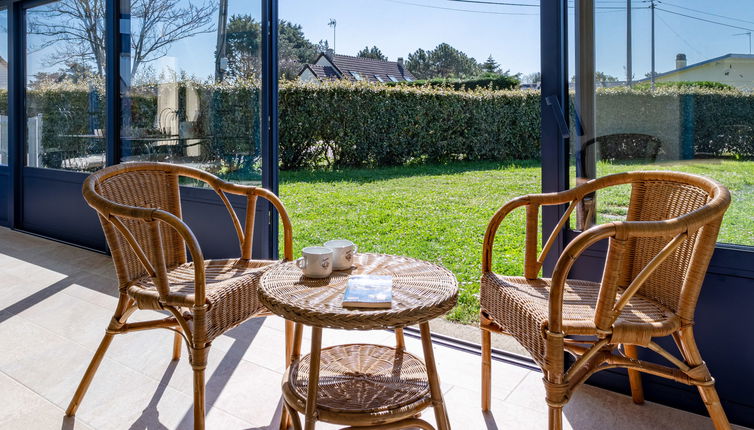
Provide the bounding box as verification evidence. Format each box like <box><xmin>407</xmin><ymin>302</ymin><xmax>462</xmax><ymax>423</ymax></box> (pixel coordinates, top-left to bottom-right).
<box><xmin>405</xmin><ymin>43</ymin><xmax>481</xmax><ymax>79</ymax></box>
<box><xmin>29</xmin><ymin>0</ymin><xmax>216</xmax><ymax>80</ymax></box>
<box><xmin>595</xmin><ymin>71</ymin><xmax>619</xmax><ymax>87</ymax></box>
<box><xmin>523</xmin><ymin>72</ymin><xmax>541</xmax><ymax>85</ymax></box>
<box><xmin>357</xmin><ymin>46</ymin><xmax>387</xmax><ymax>61</ymax></box>
<box><xmin>481</xmin><ymin>55</ymin><xmax>500</xmax><ymax>74</ymax></box>
<box><xmin>224</xmin><ymin>16</ymin><xmax>317</xmax><ymax>80</ymax></box>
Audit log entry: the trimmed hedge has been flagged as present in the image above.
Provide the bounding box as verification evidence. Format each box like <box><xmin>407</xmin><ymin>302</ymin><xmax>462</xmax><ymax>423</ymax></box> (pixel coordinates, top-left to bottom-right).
<box><xmin>279</xmin><ymin>80</ymin><xmax>540</xmax><ymax>169</ymax></box>
<box><xmin>11</xmin><ymin>81</ymin><xmax>754</xmax><ymax>173</ymax></box>
<box><xmin>387</xmin><ymin>74</ymin><xmax>520</xmax><ymax>91</ymax></box>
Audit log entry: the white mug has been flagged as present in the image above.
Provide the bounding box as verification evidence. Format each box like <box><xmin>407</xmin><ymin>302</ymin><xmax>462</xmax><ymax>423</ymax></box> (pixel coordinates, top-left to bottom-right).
<box><xmin>324</xmin><ymin>239</ymin><xmax>358</xmax><ymax>270</ymax></box>
<box><xmin>296</xmin><ymin>246</ymin><xmax>333</xmax><ymax>278</ymax></box>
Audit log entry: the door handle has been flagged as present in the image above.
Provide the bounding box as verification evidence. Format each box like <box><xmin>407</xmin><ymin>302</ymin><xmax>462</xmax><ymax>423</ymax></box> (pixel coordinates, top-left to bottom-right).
<box><xmin>546</xmin><ymin>95</ymin><xmax>570</xmax><ymax>139</ymax></box>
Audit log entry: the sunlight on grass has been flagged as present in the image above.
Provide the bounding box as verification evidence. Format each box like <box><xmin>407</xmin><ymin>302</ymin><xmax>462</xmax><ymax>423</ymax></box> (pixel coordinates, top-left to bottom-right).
<box><xmin>280</xmin><ymin>159</ymin><xmax>754</xmax><ymax>324</ymax></box>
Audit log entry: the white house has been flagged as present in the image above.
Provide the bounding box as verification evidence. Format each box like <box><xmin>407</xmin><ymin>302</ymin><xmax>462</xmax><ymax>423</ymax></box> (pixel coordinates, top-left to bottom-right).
<box><xmin>648</xmin><ymin>53</ymin><xmax>754</xmax><ymax>91</ymax></box>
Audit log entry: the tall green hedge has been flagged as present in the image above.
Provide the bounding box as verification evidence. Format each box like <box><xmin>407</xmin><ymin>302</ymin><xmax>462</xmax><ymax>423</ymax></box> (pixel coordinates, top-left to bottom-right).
<box><xmin>12</xmin><ymin>81</ymin><xmax>754</xmax><ymax>172</ymax></box>
<box><xmin>279</xmin><ymin>80</ymin><xmax>540</xmax><ymax>169</ymax></box>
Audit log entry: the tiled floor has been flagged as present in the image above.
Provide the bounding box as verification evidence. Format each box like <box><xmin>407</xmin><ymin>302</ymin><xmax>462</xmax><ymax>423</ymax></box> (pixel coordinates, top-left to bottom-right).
<box><xmin>0</xmin><ymin>227</ymin><xmax>747</xmax><ymax>430</ymax></box>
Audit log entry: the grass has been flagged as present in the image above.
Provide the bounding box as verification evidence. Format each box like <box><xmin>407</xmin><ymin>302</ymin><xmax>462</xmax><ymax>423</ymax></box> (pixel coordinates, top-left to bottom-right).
<box><xmin>279</xmin><ymin>158</ymin><xmax>754</xmax><ymax>325</ymax></box>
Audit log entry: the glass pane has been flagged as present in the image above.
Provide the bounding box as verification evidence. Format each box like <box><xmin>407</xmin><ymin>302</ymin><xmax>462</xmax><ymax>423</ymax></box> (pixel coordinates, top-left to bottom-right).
<box><xmin>0</xmin><ymin>8</ymin><xmax>6</xmax><ymax>165</ymax></box>
<box><xmin>26</xmin><ymin>1</ymin><xmax>106</xmax><ymax>172</ymax></box>
<box><xmin>570</xmin><ymin>0</ymin><xmax>754</xmax><ymax>247</ymax></box>
<box><xmin>120</xmin><ymin>0</ymin><xmax>262</xmax><ymax>186</ymax></box>
<box><xmin>279</xmin><ymin>1</ymin><xmax>541</xmax><ymax>332</ymax></box>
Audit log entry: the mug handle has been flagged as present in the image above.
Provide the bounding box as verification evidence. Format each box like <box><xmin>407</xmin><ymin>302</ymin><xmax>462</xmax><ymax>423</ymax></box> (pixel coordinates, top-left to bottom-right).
<box><xmin>296</xmin><ymin>257</ymin><xmax>306</xmax><ymax>269</ymax></box>
<box><xmin>345</xmin><ymin>245</ymin><xmax>358</xmax><ymax>261</ymax></box>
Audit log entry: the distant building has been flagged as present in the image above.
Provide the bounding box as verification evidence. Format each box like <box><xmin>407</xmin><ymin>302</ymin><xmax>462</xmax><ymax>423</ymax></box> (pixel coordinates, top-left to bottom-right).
<box><xmin>645</xmin><ymin>53</ymin><xmax>754</xmax><ymax>91</ymax></box>
<box><xmin>0</xmin><ymin>56</ymin><xmax>7</xmax><ymax>89</ymax></box>
<box><xmin>298</xmin><ymin>52</ymin><xmax>416</xmax><ymax>84</ymax></box>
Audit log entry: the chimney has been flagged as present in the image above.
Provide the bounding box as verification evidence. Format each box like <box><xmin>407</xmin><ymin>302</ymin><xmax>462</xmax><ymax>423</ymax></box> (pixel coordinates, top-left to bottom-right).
<box><xmin>326</xmin><ymin>48</ymin><xmax>335</xmax><ymax>58</ymax></box>
<box><xmin>676</xmin><ymin>53</ymin><xmax>687</xmax><ymax>69</ymax></box>
<box><xmin>397</xmin><ymin>57</ymin><xmax>404</xmax><ymax>67</ymax></box>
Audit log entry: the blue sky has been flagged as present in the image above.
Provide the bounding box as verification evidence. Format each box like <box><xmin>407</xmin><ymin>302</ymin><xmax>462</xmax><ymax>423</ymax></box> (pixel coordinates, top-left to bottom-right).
<box><xmin>22</xmin><ymin>0</ymin><xmax>754</xmax><ymax>82</ymax></box>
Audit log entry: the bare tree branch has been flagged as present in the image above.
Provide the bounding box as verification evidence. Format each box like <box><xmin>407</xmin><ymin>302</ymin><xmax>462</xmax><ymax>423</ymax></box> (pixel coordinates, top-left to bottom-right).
<box><xmin>29</xmin><ymin>0</ymin><xmax>216</xmax><ymax>80</ymax></box>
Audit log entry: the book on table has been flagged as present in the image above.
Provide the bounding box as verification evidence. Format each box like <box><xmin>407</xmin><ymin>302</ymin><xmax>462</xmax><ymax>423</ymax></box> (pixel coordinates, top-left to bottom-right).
<box><xmin>342</xmin><ymin>275</ymin><xmax>393</xmax><ymax>309</ymax></box>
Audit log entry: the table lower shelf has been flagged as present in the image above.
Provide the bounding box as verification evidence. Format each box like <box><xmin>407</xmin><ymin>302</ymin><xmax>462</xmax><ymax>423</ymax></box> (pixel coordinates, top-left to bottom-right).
<box><xmin>282</xmin><ymin>343</ymin><xmax>433</xmax><ymax>426</ymax></box>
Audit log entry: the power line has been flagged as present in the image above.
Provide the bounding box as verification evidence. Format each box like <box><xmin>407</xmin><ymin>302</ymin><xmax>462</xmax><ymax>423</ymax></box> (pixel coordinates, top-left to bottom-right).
<box><xmin>383</xmin><ymin>0</ymin><xmax>539</xmax><ymax>15</ymax></box>
<box><xmin>449</xmin><ymin>0</ymin><xmax>637</xmax><ymax>9</ymax></box>
<box><xmin>658</xmin><ymin>1</ymin><xmax>754</xmax><ymax>27</ymax></box>
<box><xmin>656</xmin><ymin>7</ymin><xmax>754</xmax><ymax>33</ymax></box>
<box><xmin>657</xmin><ymin>13</ymin><xmax>704</xmax><ymax>57</ymax></box>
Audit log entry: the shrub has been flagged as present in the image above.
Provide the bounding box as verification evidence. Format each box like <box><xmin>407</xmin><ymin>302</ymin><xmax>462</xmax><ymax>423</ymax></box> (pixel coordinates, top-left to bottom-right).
<box><xmin>278</xmin><ymin>80</ymin><xmax>540</xmax><ymax>169</ymax></box>
<box><xmin>388</xmin><ymin>73</ymin><xmax>520</xmax><ymax>91</ymax></box>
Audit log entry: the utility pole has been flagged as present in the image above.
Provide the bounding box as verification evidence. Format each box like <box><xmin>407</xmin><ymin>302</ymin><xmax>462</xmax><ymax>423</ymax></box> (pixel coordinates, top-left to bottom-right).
<box><xmin>215</xmin><ymin>0</ymin><xmax>228</xmax><ymax>83</ymax></box>
<box><xmin>651</xmin><ymin>0</ymin><xmax>656</xmax><ymax>90</ymax></box>
<box><xmin>328</xmin><ymin>19</ymin><xmax>337</xmax><ymax>53</ymax></box>
<box><xmin>627</xmin><ymin>0</ymin><xmax>632</xmax><ymax>86</ymax></box>
<box><xmin>734</xmin><ymin>32</ymin><xmax>752</xmax><ymax>54</ymax></box>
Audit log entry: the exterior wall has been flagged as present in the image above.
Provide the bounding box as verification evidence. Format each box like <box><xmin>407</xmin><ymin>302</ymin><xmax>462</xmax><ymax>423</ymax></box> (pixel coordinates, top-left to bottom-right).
<box><xmin>657</xmin><ymin>58</ymin><xmax>754</xmax><ymax>90</ymax></box>
<box><xmin>298</xmin><ymin>68</ymin><xmax>319</xmax><ymax>83</ymax></box>
<box><xmin>0</xmin><ymin>63</ymin><xmax>7</xmax><ymax>90</ymax></box>
<box><xmin>315</xmin><ymin>56</ymin><xmax>333</xmax><ymax>68</ymax></box>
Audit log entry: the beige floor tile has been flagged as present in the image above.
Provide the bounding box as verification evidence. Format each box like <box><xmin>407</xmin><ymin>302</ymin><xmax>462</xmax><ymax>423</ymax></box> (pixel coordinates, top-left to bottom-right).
<box><xmin>0</xmin><ymin>372</ymin><xmax>94</xmax><ymax>430</ymax></box>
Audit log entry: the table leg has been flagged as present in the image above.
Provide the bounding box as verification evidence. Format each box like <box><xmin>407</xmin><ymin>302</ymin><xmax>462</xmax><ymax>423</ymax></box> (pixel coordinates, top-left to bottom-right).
<box><xmin>395</xmin><ymin>327</ymin><xmax>406</xmax><ymax>350</ymax></box>
<box><xmin>419</xmin><ymin>322</ymin><xmax>450</xmax><ymax>430</ymax></box>
<box><xmin>304</xmin><ymin>326</ymin><xmax>323</xmax><ymax>430</ymax></box>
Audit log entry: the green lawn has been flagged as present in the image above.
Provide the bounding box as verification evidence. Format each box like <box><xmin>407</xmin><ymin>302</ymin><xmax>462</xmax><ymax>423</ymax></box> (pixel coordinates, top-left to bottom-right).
<box><xmin>279</xmin><ymin>159</ymin><xmax>754</xmax><ymax>324</ymax></box>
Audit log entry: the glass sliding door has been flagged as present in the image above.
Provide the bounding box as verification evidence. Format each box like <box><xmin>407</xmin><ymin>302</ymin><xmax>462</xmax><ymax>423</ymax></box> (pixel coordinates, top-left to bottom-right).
<box><xmin>17</xmin><ymin>0</ymin><xmax>108</xmax><ymax>248</ymax></box>
<box><xmin>117</xmin><ymin>0</ymin><xmax>273</xmax><ymax>258</ymax></box>
<box><xmin>120</xmin><ymin>0</ymin><xmax>263</xmax><ymax>187</ymax></box>
<box><xmin>26</xmin><ymin>2</ymin><xmax>106</xmax><ymax>172</ymax></box>
<box><xmin>543</xmin><ymin>0</ymin><xmax>754</xmax><ymax>425</ymax></box>
<box><xmin>6</xmin><ymin>0</ymin><xmax>278</xmax><ymax>257</ymax></box>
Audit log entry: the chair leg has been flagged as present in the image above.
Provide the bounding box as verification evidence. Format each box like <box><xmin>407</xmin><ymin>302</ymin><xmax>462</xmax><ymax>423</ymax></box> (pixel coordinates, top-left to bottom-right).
<box><xmin>66</xmin><ymin>294</ymin><xmax>132</xmax><ymax>416</ymax></box>
<box><xmin>624</xmin><ymin>344</ymin><xmax>644</xmax><ymax>404</ymax></box>
<box><xmin>65</xmin><ymin>331</ymin><xmax>116</xmax><ymax>416</ymax></box>
<box><xmin>676</xmin><ymin>328</ymin><xmax>731</xmax><ymax>430</ymax></box>
<box><xmin>481</xmin><ymin>328</ymin><xmax>492</xmax><ymax>411</ymax></box>
<box><xmin>190</xmin><ymin>344</ymin><xmax>210</xmax><ymax>430</ymax></box>
<box><xmin>548</xmin><ymin>406</ymin><xmax>563</xmax><ymax>430</ymax></box>
<box><xmin>280</xmin><ymin>320</ymin><xmax>296</xmax><ymax>430</ymax></box>
<box><xmin>172</xmin><ymin>329</ymin><xmax>183</xmax><ymax>361</ymax></box>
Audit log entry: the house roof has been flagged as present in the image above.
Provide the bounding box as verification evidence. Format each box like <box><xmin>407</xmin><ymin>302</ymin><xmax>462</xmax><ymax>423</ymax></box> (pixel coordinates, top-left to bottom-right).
<box><xmin>299</xmin><ymin>53</ymin><xmax>416</xmax><ymax>83</ymax></box>
<box><xmin>644</xmin><ymin>53</ymin><xmax>754</xmax><ymax>81</ymax></box>
<box><xmin>302</xmin><ymin>64</ymin><xmax>340</xmax><ymax>80</ymax></box>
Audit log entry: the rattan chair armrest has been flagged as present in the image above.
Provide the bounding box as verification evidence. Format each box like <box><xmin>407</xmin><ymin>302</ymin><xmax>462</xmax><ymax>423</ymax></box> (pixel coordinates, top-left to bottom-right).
<box><xmin>548</xmin><ymin>223</ymin><xmax>616</xmax><ymax>333</ymax></box>
<box><xmin>150</xmin><ymin>209</ymin><xmax>206</xmax><ymax>305</ymax></box>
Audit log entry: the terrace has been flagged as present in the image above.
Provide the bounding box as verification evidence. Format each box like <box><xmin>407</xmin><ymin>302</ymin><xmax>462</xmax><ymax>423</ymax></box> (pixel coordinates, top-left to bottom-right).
<box><xmin>2</xmin><ymin>228</ymin><xmax>750</xmax><ymax>430</ymax></box>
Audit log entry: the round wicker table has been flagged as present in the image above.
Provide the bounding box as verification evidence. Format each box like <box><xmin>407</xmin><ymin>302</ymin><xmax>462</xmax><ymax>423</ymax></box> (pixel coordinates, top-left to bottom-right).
<box><xmin>258</xmin><ymin>253</ymin><xmax>458</xmax><ymax>430</ymax></box>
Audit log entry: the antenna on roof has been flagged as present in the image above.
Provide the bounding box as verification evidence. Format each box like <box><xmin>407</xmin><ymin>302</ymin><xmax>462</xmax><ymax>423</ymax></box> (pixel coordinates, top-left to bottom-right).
<box><xmin>328</xmin><ymin>19</ymin><xmax>337</xmax><ymax>53</ymax></box>
<box><xmin>734</xmin><ymin>32</ymin><xmax>752</xmax><ymax>55</ymax></box>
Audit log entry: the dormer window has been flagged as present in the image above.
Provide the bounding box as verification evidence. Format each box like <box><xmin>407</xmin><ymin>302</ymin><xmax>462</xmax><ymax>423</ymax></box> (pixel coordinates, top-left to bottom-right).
<box><xmin>388</xmin><ymin>75</ymin><xmax>399</xmax><ymax>82</ymax></box>
<box><xmin>374</xmin><ymin>75</ymin><xmax>384</xmax><ymax>82</ymax></box>
<box><xmin>350</xmin><ymin>71</ymin><xmax>363</xmax><ymax>81</ymax></box>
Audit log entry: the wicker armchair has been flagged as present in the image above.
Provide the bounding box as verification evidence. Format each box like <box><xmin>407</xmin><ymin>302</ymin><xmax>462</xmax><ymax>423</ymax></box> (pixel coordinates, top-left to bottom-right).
<box><xmin>479</xmin><ymin>171</ymin><xmax>731</xmax><ymax>430</ymax></box>
<box><xmin>65</xmin><ymin>162</ymin><xmax>295</xmax><ymax>430</ymax></box>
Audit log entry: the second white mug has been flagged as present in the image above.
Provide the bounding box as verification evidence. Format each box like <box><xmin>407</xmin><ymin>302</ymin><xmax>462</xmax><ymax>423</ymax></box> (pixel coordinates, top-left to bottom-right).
<box><xmin>324</xmin><ymin>239</ymin><xmax>358</xmax><ymax>270</ymax></box>
<box><xmin>296</xmin><ymin>246</ymin><xmax>333</xmax><ymax>278</ymax></box>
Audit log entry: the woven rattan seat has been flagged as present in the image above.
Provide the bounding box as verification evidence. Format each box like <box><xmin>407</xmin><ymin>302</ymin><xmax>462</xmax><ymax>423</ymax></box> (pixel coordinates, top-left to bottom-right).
<box><xmin>283</xmin><ymin>344</ymin><xmax>431</xmax><ymax>425</ymax></box>
<box><xmin>481</xmin><ymin>273</ymin><xmax>680</xmax><ymax>367</ymax></box>
<box><xmin>479</xmin><ymin>171</ymin><xmax>732</xmax><ymax>430</ymax></box>
<box><xmin>66</xmin><ymin>162</ymin><xmax>295</xmax><ymax>430</ymax></box>
<box><xmin>129</xmin><ymin>258</ymin><xmax>277</xmax><ymax>341</ymax></box>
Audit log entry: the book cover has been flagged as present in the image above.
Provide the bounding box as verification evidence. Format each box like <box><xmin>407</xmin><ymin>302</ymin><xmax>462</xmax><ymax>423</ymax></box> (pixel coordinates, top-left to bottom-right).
<box><xmin>342</xmin><ymin>275</ymin><xmax>393</xmax><ymax>309</ymax></box>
